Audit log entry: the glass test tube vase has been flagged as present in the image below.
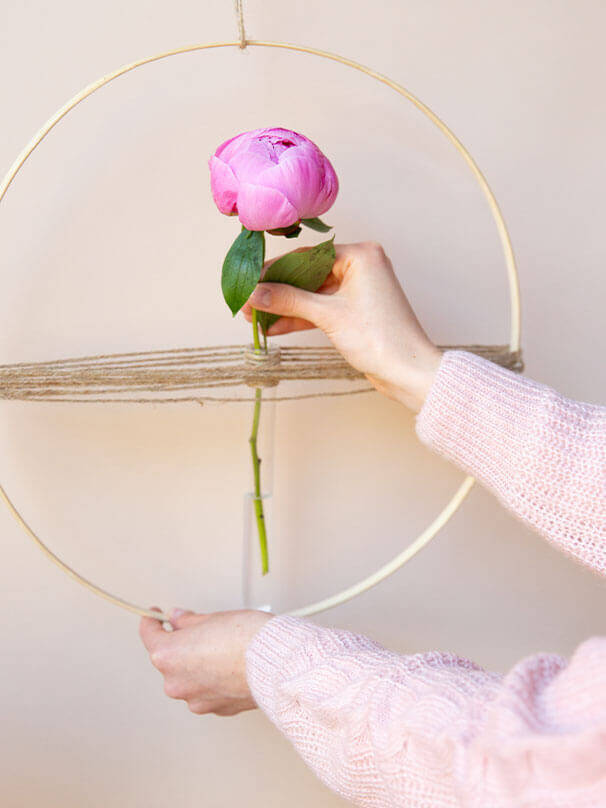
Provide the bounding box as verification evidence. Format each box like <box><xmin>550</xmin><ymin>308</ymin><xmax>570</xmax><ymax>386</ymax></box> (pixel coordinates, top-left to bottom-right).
<box><xmin>241</xmin><ymin>344</ymin><xmax>279</xmax><ymax>612</ymax></box>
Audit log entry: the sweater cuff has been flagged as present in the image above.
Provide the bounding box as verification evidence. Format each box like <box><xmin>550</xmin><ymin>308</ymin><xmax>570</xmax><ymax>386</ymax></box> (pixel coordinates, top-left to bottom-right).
<box><xmin>246</xmin><ymin>615</ymin><xmax>330</xmax><ymax>710</ymax></box>
<box><xmin>246</xmin><ymin>614</ymin><xmax>383</xmax><ymax>714</ymax></box>
<box><xmin>246</xmin><ymin>616</ymin><xmax>310</xmax><ymax>710</ymax></box>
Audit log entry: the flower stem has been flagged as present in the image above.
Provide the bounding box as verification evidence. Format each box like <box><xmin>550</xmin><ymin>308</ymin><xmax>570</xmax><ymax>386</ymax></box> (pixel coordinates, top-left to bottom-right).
<box><xmin>251</xmin><ymin>307</ymin><xmax>261</xmax><ymax>352</ymax></box>
<box><xmin>249</xmin><ymin>308</ymin><xmax>269</xmax><ymax>575</ymax></box>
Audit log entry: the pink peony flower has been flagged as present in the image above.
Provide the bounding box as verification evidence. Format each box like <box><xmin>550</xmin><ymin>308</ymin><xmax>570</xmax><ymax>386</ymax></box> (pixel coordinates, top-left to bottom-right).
<box><xmin>209</xmin><ymin>127</ymin><xmax>338</xmax><ymax>231</ymax></box>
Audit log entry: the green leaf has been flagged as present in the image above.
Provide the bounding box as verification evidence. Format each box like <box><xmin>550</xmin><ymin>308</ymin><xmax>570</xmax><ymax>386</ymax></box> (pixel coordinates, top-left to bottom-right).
<box><xmin>221</xmin><ymin>228</ymin><xmax>265</xmax><ymax>315</ymax></box>
<box><xmin>301</xmin><ymin>217</ymin><xmax>332</xmax><ymax>233</ymax></box>
<box><xmin>257</xmin><ymin>236</ymin><xmax>336</xmax><ymax>335</ymax></box>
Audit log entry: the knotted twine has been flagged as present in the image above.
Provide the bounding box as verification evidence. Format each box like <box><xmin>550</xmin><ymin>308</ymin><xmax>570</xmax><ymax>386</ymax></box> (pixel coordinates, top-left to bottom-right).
<box><xmin>234</xmin><ymin>0</ymin><xmax>247</xmax><ymax>49</ymax></box>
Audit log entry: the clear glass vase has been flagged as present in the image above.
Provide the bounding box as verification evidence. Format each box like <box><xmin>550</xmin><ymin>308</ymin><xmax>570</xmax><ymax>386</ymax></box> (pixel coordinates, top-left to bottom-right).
<box><xmin>241</xmin><ymin>345</ymin><xmax>278</xmax><ymax>611</ymax></box>
<box><xmin>242</xmin><ymin>490</ymin><xmax>276</xmax><ymax>611</ymax></box>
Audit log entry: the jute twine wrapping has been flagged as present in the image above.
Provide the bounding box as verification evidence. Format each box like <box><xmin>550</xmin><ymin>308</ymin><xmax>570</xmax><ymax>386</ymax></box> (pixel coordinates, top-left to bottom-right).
<box><xmin>0</xmin><ymin>343</ymin><xmax>523</xmax><ymax>404</ymax></box>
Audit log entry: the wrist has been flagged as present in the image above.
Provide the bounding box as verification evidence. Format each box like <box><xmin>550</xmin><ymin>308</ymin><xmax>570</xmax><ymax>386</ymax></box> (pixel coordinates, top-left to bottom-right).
<box><xmin>411</xmin><ymin>344</ymin><xmax>443</xmax><ymax>411</ymax></box>
<box><xmin>382</xmin><ymin>343</ymin><xmax>442</xmax><ymax>412</ymax></box>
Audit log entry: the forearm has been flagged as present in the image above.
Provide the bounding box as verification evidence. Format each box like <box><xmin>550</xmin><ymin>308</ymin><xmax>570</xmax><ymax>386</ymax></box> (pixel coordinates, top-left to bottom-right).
<box><xmin>415</xmin><ymin>351</ymin><xmax>606</xmax><ymax>574</ymax></box>
<box><xmin>247</xmin><ymin>616</ymin><xmax>606</xmax><ymax>808</ymax></box>
<box><xmin>247</xmin><ymin>615</ymin><xmax>500</xmax><ymax>807</ymax></box>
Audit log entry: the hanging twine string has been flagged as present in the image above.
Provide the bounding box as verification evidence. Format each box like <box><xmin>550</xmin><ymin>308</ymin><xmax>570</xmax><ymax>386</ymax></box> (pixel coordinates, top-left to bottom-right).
<box><xmin>234</xmin><ymin>0</ymin><xmax>247</xmax><ymax>49</ymax></box>
<box><xmin>0</xmin><ymin>343</ymin><xmax>523</xmax><ymax>404</ymax></box>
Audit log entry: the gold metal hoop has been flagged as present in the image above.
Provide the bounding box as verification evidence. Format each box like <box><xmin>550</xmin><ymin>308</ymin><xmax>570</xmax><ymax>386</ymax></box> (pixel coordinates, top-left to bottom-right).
<box><xmin>0</xmin><ymin>41</ymin><xmax>521</xmax><ymax>622</ymax></box>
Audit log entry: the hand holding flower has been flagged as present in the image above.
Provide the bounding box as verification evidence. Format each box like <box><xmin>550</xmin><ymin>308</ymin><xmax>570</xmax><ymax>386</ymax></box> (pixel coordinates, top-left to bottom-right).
<box><xmin>245</xmin><ymin>242</ymin><xmax>442</xmax><ymax>413</ymax></box>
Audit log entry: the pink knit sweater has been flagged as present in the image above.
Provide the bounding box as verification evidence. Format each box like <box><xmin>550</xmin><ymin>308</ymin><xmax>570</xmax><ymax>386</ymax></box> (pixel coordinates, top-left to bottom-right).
<box><xmin>246</xmin><ymin>350</ymin><xmax>606</xmax><ymax>807</ymax></box>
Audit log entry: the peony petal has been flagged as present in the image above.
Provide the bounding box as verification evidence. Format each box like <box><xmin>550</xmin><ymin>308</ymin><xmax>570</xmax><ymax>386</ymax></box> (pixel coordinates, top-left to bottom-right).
<box><xmin>256</xmin><ymin>127</ymin><xmax>307</xmax><ymax>144</ymax></box>
<box><xmin>236</xmin><ymin>183</ymin><xmax>299</xmax><ymax>231</ymax></box>
<box><xmin>215</xmin><ymin>129</ymin><xmax>262</xmax><ymax>162</ymax></box>
<box><xmin>209</xmin><ymin>156</ymin><xmax>240</xmax><ymax>215</ymax></box>
<box><xmin>258</xmin><ymin>148</ymin><xmax>315</xmax><ymax>214</ymax></box>
<box><xmin>257</xmin><ymin>144</ymin><xmax>338</xmax><ymax>219</ymax></box>
<box><xmin>219</xmin><ymin>129</ymin><xmax>309</xmax><ymax>181</ymax></box>
<box><xmin>227</xmin><ymin>143</ymin><xmax>278</xmax><ymax>183</ymax></box>
<box><xmin>313</xmin><ymin>155</ymin><xmax>339</xmax><ymax>216</ymax></box>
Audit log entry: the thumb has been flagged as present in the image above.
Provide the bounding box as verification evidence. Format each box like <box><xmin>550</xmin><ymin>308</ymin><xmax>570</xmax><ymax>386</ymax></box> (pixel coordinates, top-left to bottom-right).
<box><xmin>248</xmin><ymin>283</ymin><xmax>328</xmax><ymax>328</ymax></box>
<box><xmin>169</xmin><ymin>608</ymin><xmax>207</xmax><ymax>630</ymax></box>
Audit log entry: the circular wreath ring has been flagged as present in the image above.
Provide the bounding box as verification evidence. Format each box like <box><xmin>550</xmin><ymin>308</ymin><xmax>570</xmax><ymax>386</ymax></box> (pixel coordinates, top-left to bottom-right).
<box><xmin>0</xmin><ymin>41</ymin><xmax>522</xmax><ymax>622</ymax></box>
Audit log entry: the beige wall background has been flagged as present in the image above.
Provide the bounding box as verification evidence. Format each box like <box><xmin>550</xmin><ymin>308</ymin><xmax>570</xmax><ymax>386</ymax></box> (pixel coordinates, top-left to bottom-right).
<box><xmin>1</xmin><ymin>1</ymin><xmax>605</xmax><ymax>805</ymax></box>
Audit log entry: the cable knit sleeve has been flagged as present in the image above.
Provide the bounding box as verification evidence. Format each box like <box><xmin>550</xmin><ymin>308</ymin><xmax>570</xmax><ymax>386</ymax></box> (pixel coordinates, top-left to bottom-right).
<box><xmin>247</xmin><ymin>616</ymin><xmax>606</xmax><ymax>807</ymax></box>
<box><xmin>415</xmin><ymin>350</ymin><xmax>606</xmax><ymax>573</ymax></box>
<box><xmin>246</xmin><ymin>352</ymin><xmax>606</xmax><ymax>806</ymax></box>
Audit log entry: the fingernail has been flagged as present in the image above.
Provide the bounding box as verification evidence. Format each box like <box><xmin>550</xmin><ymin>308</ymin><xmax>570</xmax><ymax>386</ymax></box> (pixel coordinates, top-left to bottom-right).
<box><xmin>250</xmin><ymin>287</ymin><xmax>272</xmax><ymax>308</ymax></box>
<box><xmin>171</xmin><ymin>608</ymin><xmax>185</xmax><ymax>619</ymax></box>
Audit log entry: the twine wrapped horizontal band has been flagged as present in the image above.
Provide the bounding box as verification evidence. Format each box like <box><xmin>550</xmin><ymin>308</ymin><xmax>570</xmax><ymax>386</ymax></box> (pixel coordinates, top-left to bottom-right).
<box><xmin>0</xmin><ymin>343</ymin><xmax>523</xmax><ymax>404</ymax></box>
